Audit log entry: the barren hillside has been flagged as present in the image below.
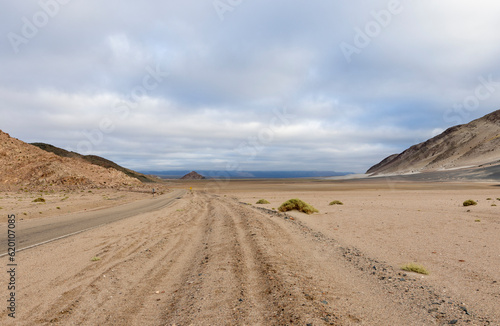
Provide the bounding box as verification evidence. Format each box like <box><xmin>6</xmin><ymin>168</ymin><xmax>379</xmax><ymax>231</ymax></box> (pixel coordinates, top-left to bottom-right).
<box><xmin>180</xmin><ymin>171</ymin><xmax>206</xmax><ymax>180</ymax></box>
<box><xmin>368</xmin><ymin>110</ymin><xmax>500</xmax><ymax>175</ymax></box>
<box><xmin>31</xmin><ymin>142</ymin><xmax>156</xmax><ymax>183</ymax></box>
<box><xmin>0</xmin><ymin>130</ymin><xmax>142</xmax><ymax>190</ymax></box>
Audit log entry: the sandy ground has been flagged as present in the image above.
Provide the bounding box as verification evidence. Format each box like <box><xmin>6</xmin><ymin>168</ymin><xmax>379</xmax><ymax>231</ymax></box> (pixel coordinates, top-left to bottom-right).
<box><xmin>0</xmin><ymin>187</ymin><xmax>166</xmax><ymax>224</ymax></box>
<box><xmin>0</xmin><ymin>180</ymin><xmax>499</xmax><ymax>325</ymax></box>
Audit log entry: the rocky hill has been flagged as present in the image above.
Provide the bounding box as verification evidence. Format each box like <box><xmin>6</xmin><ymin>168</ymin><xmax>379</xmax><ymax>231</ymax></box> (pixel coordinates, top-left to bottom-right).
<box><xmin>368</xmin><ymin>109</ymin><xmax>500</xmax><ymax>175</ymax></box>
<box><xmin>0</xmin><ymin>130</ymin><xmax>142</xmax><ymax>190</ymax></box>
<box><xmin>31</xmin><ymin>143</ymin><xmax>156</xmax><ymax>183</ymax></box>
<box><xmin>180</xmin><ymin>171</ymin><xmax>206</xmax><ymax>180</ymax></box>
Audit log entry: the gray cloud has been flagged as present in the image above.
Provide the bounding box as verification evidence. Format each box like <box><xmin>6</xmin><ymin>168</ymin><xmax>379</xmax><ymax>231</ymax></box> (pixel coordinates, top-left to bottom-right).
<box><xmin>1</xmin><ymin>1</ymin><xmax>500</xmax><ymax>173</ymax></box>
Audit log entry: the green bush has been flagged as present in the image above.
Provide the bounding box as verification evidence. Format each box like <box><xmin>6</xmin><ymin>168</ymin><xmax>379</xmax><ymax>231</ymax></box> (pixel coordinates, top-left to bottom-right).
<box><xmin>329</xmin><ymin>200</ymin><xmax>344</xmax><ymax>205</ymax></box>
<box><xmin>401</xmin><ymin>263</ymin><xmax>429</xmax><ymax>275</ymax></box>
<box><xmin>463</xmin><ymin>199</ymin><xmax>477</xmax><ymax>207</ymax></box>
<box><xmin>278</xmin><ymin>199</ymin><xmax>319</xmax><ymax>215</ymax></box>
<box><xmin>256</xmin><ymin>199</ymin><xmax>270</xmax><ymax>204</ymax></box>
<box><xmin>33</xmin><ymin>197</ymin><xmax>45</xmax><ymax>203</ymax></box>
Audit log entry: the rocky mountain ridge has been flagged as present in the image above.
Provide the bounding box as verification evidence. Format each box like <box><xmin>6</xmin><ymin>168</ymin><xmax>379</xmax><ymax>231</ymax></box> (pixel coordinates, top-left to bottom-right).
<box><xmin>0</xmin><ymin>130</ymin><xmax>143</xmax><ymax>190</ymax></box>
<box><xmin>368</xmin><ymin>110</ymin><xmax>500</xmax><ymax>175</ymax></box>
<box><xmin>31</xmin><ymin>142</ymin><xmax>156</xmax><ymax>183</ymax></box>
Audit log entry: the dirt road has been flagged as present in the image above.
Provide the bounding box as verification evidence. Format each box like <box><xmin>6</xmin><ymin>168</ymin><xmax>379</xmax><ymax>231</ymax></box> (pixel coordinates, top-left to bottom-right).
<box><xmin>1</xmin><ymin>191</ymin><xmax>494</xmax><ymax>325</ymax></box>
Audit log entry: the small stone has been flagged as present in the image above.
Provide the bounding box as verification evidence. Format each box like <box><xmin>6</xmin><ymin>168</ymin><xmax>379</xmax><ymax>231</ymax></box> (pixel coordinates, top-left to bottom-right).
<box><xmin>449</xmin><ymin>320</ymin><xmax>458</xmax><ymax>325</ymax></box>
<box><xmin>459</xmin><ymin>306</ymin><xmax>469</xmax><ymax>315</ymax></box>
<box><xmin>321</xmin><ymin>300</ymin><xmax>328</xmax><ymax>305</ymax></box>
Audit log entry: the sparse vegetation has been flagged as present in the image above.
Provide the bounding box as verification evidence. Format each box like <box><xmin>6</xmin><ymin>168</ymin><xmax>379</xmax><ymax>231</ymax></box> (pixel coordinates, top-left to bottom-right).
<box><xmin>278</xmin><ymin>199</ymin><xmax>319</xmax><ymax>215</ymax></box>
<box><xmin>33</xmin><ymin>197</ymin><xmax>46</xmax><ymax>203</ymax></box>
<box><xmin>475</xmin><ymin>219</ymin><xmax>481</xmax><ymax>222</ymax></box>
<box><xmin>91</xmin><ymin>256</ymin><xmax>101</xmax><ymax>262</ymax></box>
<box><xmin>487</xmin><ymin>198</ymin><xmax>492</xmax><ymax>200</ymax></box>
<box><xmin>56</xmin><ymin>206</ymin><xmax>61</xmax><ymax>209</ymax></box>
<box><xmin>329</xmin><ymin>200</ymin><xmax>344</xmax><ymax>205</ymax></box>
<box><xmin>401</xmin><ymin>263</ymin><xmax>429</xmax><ymax>275</ymax></box>
<box><xmin>492</xmin><ymin>204</ymin><xmax>497</xmax><ymax>207</ymax></box>
<box><xmin>256</xmin><ymin>199</ymin><xmax>270</xmax><ymax>204</ymax></box>
<box><xmin>463</xmin><ymin>199</ymin><xmax>477</xmax><ymax>207</ymax></box>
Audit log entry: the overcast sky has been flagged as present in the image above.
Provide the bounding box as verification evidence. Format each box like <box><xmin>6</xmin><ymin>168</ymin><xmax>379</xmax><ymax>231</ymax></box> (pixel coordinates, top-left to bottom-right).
<box><xmin>1</xmin><ymin>1</ymin><xmax>500</xmax><ymax>173</ymax></box>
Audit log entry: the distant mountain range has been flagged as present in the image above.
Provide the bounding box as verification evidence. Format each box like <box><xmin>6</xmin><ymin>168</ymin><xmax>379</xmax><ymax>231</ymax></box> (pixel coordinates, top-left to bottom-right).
<box><xmin>143</xmin><ymin>170</ymin><xmax>353</xmax><ymax>179</ymax></box>
<box><xmin>368</xmin><ymin>109</ymin><xmax>500</xmax><ymax>175</ymax></box>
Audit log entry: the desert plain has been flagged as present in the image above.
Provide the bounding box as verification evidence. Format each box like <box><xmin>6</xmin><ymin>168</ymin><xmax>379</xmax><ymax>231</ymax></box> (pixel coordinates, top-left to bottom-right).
<box><xmin>0</xmin><ymin>178</ymin><xmax>499</xmax><ymax>325</ymax></box>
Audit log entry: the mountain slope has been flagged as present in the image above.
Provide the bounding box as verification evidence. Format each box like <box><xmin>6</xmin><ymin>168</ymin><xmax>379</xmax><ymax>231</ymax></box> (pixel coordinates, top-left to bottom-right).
<box><xmin>31</xmin><ymin>143</ymin><xmax>156</xmax><ymax>183</ymax></box>
<box><xmin>180</xmin><ymin>171</ymin><xmax>206</xmax><ymax>180</ymax></box>
<box><xmin>0</xmin><ymin>130</ymin><xmax>142</xmax><ymax>189</ymax></box>
<box><xmin>368</xmin><ymin>110</ymin><xmax>500</xmax><ymax>175</ymax></box>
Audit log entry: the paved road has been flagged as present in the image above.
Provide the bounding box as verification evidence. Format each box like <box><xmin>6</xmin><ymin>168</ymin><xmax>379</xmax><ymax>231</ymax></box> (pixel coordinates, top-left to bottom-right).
<box><xmin>0</xmin><ymin>189</ymin><xmax>186</xmax><ymax>255</ymax></box>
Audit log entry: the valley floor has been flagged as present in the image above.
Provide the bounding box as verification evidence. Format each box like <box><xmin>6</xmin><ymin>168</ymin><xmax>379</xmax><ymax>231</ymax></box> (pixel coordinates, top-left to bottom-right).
<box><xmin>0</xmin><ymin>180</ymin><xmax>499</xmax><ymax>325</ymax></box>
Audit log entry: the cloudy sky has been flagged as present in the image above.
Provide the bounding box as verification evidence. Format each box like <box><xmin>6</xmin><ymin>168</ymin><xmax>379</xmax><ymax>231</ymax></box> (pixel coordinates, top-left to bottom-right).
<box><xmin>1</xmin><ymin>1</ymin><xmax>500</xmax><ymax>173</ymax></box>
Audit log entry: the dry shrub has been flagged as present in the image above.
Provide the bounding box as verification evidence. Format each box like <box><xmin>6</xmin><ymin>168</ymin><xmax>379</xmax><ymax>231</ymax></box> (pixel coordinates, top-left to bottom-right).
<box><xmin>278</xmin><ymin>199</ymin><xmax>318</xmax><ymax>215</ymax></box>
<box><xmin>401</xmin><ymin>263</ymin><xmax>429</xmax><ymax>275</ymax></box>
<box><xmin>463</xmin><ymin>199</ymin><xmax>477</xmax><ymax>207</ymax></box>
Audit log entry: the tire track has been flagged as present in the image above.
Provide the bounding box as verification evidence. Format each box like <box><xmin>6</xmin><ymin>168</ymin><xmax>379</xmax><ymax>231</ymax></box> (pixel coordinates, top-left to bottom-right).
<box><xmin>6</xmin><ymin>191</ymin><xmax>490</xmax><ymax>325</ymax></box>
<box><xmin>35</xmin><ymin>192</ymin><xmax>209</xmax><ymax>325</ymax></box>
<box><xmin>244</xmin><ymin>201</ymin><xmax>495</xmax><ymax>325</ymax></box>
